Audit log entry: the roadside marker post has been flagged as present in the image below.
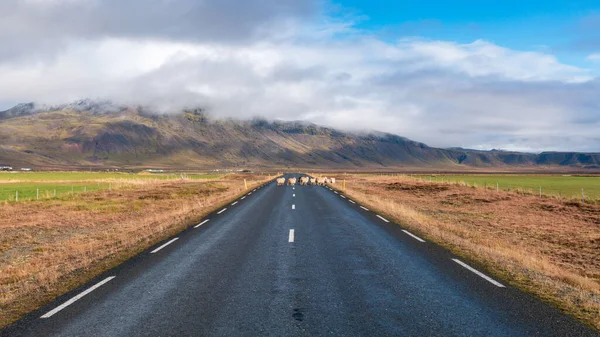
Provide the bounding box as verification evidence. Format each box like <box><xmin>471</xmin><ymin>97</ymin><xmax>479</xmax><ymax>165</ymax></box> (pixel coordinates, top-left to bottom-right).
<box><xmin>37</xmin><ymin>189</ymin><xmax>39</xmax><ymax>200</ymax></box>
<box><xmin>244</xmin><ymin>179</ymin><xmax>248</xmax><ymax>190</ymax></box>
<box><xmin>16</xmin><ymin>191</ymin><xmax>18</xmax><ymax>202</ymax></box>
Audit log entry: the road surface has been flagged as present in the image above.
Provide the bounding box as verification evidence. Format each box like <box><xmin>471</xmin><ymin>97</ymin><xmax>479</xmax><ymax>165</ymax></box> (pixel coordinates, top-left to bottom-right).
<box><xmin>2</xmin><ymin>175</ymin><xmax>597</xmax><ymax>336</ymax></box>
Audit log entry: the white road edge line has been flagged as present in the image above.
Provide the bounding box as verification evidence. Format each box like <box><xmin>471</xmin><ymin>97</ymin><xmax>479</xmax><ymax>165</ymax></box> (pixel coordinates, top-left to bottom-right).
<box><xmin>349</xmin><ymin>200</ymin><xmax>356</xmax><ymax>204</ymax></box>
<box><xmin>151</xmin><ymin>238</ymin><xmax>179</xmax><ymax>254</ymax></box>
<box><xmin>194</xmin><ymin>219</ymin><xmax>210</xmax><ymax>228</ymax></box>
<box><xmin>231</xmin><ymin>201</ymin><xmax>238</xmax><ymax>206</ymax></box>
<box><xmin>376</xmin><ymin>215</ymin><xmax>390</xmax><ymax>223</ymax></box>
<box><xmin>452</xmin><ymin>259</ymin><xmax>505</xmax><ymax>288</ymax></box>
<box><xmin>292</xmin><ymin>204</ymin><xmax>296</xmax><ymax>210</ymax></box>
<box><xmin>360</xmin><ymin>206</ymin><xmax>369</xmax><ymax>211</ymax></box>
<box><xmin>289</xmin><ymin>229</ymin><xmax>295</xmax><ymax>242</ymax></box>
<box><xmin>217</xmin><ymin>208</ymin><xmax>227</xmax><ymax>214</ymax></box>
<box><xmin>402</xmin><ymin>230</ymin><xmax>426</xmax><ymax>243</ymax></box>
<box><xmin>41</xmin><ymin>276</ymin><xmax>116</xmax><ymax>318</ymax></box>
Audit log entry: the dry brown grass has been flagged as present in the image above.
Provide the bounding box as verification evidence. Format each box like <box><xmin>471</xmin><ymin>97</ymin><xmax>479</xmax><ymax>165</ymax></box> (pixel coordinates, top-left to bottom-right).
<box><xmin>0</xmin><ymin>174</ymin><xmax>272</xmax><ymax>328</ymax></box>
<box><xmin>330</xmin><ymin>174</ymin><xmax>600</xmax><ymax>330</ymax></box>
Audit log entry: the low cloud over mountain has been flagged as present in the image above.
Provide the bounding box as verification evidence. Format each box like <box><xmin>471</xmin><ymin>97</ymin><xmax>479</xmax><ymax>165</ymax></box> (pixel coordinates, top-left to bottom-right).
<box><xmin>1</xmin><ymin>103</ymin><xmax>599</xmax><ymax>170</ymax></box>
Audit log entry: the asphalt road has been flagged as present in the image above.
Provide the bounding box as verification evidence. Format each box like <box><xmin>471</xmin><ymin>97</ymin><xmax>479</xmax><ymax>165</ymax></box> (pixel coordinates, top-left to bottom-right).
<box><xmin>2</xmin><ymin>175</ymin><xmax>597</xmax><ymax>336</ymax></box>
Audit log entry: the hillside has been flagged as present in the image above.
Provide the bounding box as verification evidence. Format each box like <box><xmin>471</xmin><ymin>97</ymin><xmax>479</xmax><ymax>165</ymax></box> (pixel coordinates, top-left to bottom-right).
<box><xmin>1</xmin><ymin>101</ymin><xmax>599</xmax><ymax>170</ymax></box>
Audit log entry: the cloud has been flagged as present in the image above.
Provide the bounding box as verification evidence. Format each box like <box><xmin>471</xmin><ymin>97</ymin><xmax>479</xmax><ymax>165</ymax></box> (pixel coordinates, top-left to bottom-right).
<box><xmin>0</xmin><ymin>0</ymin><xmax>319</xmax><ymax>62</ymax></box>
<box><xmin>0</xmin><ymin>0</ymin><xmax>599</xmax><ymax>152</ymax></box>
<box><xmin>587</xmin><ymin>53</ymin><xmax>600</xmax><ymax>62</ymax></box>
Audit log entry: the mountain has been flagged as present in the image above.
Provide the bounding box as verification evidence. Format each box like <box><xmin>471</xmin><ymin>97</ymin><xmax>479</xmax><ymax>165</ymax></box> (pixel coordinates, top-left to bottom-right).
<box><xmin>1</xmin><ymin>101</ymin><xmax>599</xmax><ymax>170</ymax></box>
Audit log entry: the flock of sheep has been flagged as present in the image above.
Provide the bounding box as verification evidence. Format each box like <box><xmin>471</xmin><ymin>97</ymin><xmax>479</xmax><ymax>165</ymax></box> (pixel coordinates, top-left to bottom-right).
<box><xmin>276</xmin><ymin>176</ymin><xmax>336</xmax><ymax>186</ymax></box>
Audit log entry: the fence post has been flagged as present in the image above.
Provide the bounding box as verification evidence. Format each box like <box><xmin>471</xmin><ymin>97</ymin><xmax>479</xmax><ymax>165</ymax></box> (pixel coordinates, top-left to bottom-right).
<box><xmin>16</xmin><ymin>191</ymin><xmax>18</xmax><ymax>202</ymax></box>
<box><xmin>84</xmin><ymin>186</ymin><xmax>87</xmax><ymax>192</ymax></box>
<box><xmin>37</xmin><ymin>188</ymin><xmax>39</xmax><ymax>200</ymax></box>
<box><xmin>54</xmin><ymin>189</ymin><xmax>56</xmax><ymax>197</ymax></box>
<box><xmin>582</xmin><ymin>188</ymin><xmax>585</xmax><ymax>203</ymax></box>
<box><xmin>496</xmin><ymin>182</ymin><xmax>498</xmax><ymax>192</ymax></box>
<box><xmin>539</xmin><ymin>186</ymin><xmax>542</xmax><ymax>199</ymax></box>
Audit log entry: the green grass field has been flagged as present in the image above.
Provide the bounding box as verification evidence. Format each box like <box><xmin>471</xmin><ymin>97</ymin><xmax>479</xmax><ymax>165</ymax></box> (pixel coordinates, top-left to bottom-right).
<box><xmin>414</xmin><ymin>174</ymin><xmax>600</xmax><ymax>200</ymax></box>
<box><xmin>0</xmin><ymin>171</ymin><xmax>221</xmax><ymax>182</ymax></box>
<box><xmin>0</xmin><ymin>171</ymin><xmax>223</xmax><ymax>201</ymax></box>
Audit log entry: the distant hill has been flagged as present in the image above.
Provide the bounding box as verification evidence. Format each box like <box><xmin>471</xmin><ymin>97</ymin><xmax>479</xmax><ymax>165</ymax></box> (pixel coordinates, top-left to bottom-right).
<box><xmin>1</xmin><ymin>101</ymin><xmax>599</xmax><ymax>170</ymax></box>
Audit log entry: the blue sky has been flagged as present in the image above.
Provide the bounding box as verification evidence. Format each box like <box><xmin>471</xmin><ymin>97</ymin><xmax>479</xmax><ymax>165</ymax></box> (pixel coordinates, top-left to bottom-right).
<box><xmin>336</xmin><ymin>0</ymin><xmax>600</xmax><ymax>69</ymax></box>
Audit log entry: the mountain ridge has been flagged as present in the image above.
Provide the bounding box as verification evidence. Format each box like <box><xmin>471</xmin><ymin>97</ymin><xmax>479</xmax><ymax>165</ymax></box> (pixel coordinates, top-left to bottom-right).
<box><xmin>1</xmin><ymin>101</ymin><xmax>599</xmax><ymax>170</ymax></box>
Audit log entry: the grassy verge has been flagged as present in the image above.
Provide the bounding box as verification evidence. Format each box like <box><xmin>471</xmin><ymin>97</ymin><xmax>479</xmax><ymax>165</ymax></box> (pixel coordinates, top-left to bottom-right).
<box><xmin>0</xmin><ymin>173</ymin><xmax>273</xmax><ymax>328</ymax></box>
<box><xmin>328</xmin><ymin>174</ymin><xmax>600</xmax><ymax>330</ymax></box>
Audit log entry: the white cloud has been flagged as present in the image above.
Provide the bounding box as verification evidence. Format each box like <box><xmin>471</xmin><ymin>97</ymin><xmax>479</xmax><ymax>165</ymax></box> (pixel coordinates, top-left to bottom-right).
<box><xmin>587</xmin><ymin>53</ymin><xmax>600</xmax><ymax>62</ymax></box>
<box><xmin>0</xmin><ymin>0</ymin><xmax>599</xmax><ymax>152</ymax></box>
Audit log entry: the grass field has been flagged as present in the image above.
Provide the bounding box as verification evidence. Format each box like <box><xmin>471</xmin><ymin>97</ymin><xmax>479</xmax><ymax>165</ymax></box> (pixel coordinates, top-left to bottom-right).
<box><xmin>412</xmin><ymin>174</ymin><xmax>600</xmax><ymax>201</ymax></box>
<box><xmin>0</xmin><ymin>172</ymin><xmax>223</xmax><ymax>201</ymax></box>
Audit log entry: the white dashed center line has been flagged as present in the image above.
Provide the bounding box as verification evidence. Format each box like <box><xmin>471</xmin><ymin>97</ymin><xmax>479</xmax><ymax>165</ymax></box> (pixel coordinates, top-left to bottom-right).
<box><xmin>289</xmin><ymin>229</ymin><xmax>295</xmax><ymax>242</ymax></box>
<box><xmin>334</xmin><ymin>191</ymin><xmax>338</xmax><ymax>194</ymax></box>
<box><xmin>194</xmin><ymin>219</ymin><xmax>210</xmax><ymax>228</ymax></box>
<box><xmin>231</xmin><ymin>201</ymin><xmax>238</xmax><ymax>206</ymax></box>
<box><xmin>217</xmin><ymin>208</ymin><xmax>227</xmax><ymax>214</ymax></box>
<box><xmin>241</xmin><ymin>196</ymin><xmax>246</xmax><ymax>200</ymax></box>
<box><xmin>402</xmin><ymin>230</ymin><xmax>426</xmax><ymax>243</ymax></box>
<box><xmin>151</xmin><ymin>238</ymin><xmax>179</xmax><ymax>254</ymax></box>
<box><xmin>41</xmin><ymin>276</ymin><xmax>116</xmax><ymax>318</ymax></box>
<box><xmin>341</xmin><ymin>195</ymin><xmax>346</xmax><ymax>199</ymax></box>
<box><xmin>292</xmin><ymin>204</ymin><xmax>295</xmax><ymax>210</ymax></box>
<box><xmin>293</xmin><ymin>194</ymin><xmax>295</xmax><ymax>197</ymax></box>
<box><xmin>360</xmin><ymin>206</ymin><xmax>369</xmax><ymax>211</ymax></box>
<box><xmin>376</xmin><ymin>215</ymin><xmax>390</xmax><ymax>223</ymax></box>
<box><xmin>349</xmin><ymin>200</ymin><xmax>356</xmax><ymax>204</ymax></box>
<box><xmin>452</xmin><ymin>259</ymin><xmax>505</xmax><ymax>288</ymax></box>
